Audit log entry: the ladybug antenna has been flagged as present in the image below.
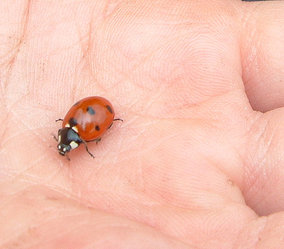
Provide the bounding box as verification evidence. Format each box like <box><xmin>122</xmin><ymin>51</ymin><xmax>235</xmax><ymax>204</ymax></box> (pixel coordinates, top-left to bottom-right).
<box><xmin>81</xmin><ymin>140</ymin><xmax>95</xmax><ymax>158</ymax></box>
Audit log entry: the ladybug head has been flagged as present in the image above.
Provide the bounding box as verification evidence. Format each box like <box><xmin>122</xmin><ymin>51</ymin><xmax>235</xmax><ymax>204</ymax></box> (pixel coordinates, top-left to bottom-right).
<box><xmin>57</xmin><ymin>127</ymin><xmax>81</xmax><ymax>156</ymax></box>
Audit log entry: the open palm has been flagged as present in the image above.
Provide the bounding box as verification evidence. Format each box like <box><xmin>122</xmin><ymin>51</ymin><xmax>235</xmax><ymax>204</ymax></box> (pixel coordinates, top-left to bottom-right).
<box><xmin>1</xmin><ymin>1</ymin><xmax>284</xmax><ymax>248</ymax></box>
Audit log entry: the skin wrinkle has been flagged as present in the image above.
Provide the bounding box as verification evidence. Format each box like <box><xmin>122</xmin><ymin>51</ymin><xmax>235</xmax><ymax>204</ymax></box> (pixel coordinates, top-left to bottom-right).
<box><xmin>253</xmin><ymin>216</ymin><xmax>268</xmax><ymax>249</ymax></box>
<box><xmin>8</xmin><ymin>109</ymin><xmax>46</xmax><ymax>144</ymax></box>
<box><xmin>244</xmin><ymin>115</ymin><xmax>271</xmax><ymax>196</ymax></box>
<box><xmin>243</xmin><ymin>138</ymin><xmax>265</xmax><ymax>198</ymax></box>
<box><xmin>77</xmin><ymin>6</ymin><xmax>99</xmax><ymax>88</ymax></box>
<box><xmin>0</xmin><ymin>0</ymin><xmax>27</xmax><ymax>66</ymax></box>
<box><xmin>240</xmin><ymin>2</ymin><xmax>267</xmax><ymax>105</ymax></box>
<box><xmin>101</xmin><ymin>0</ymin><xmax>123</xmax><ymax>20</ymax></box>
<box><xmin>1</xmin><ymin>0</ymin><xmax>31</xmax><ymax>93</ymax></box>
<box><xmin>86</xmin><ymin>226</ymin><xmax>193</xmax><ymax>249</ymax></box>
<box><xmin>89</xmin><ymin>13</ymin><xmax>129</xmax><ymax>88</ymax></box>
<box><xmin>233</xmin><ymin>216</ymin><xmax>267</xmax><ymax>249</ymax></box>
<box><xmin>202</xmin><ymin>154</ymin><xmax>244</xmax><ymax>201</ymax></box>
<box><xmin>103</xmin><ymin>42</ymin><xmax>163</xmax><ymax>93</ymax></box>
<box><xmin>8</xmin><ymin>219</ymin><xmax>86</xmax><ymax>249</ymax></box>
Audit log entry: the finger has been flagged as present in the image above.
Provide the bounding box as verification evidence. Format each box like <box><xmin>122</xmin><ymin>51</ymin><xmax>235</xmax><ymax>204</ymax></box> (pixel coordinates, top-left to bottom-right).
<box><xmin>243</xmin><ymin>108</ymin><xmax>284</xmax><ymax>215</ymax></box>
<box><xmin>241</xmin><ymin>1</ymin><xmax>284</xmax><ymax>112</ymax></box>
<box><xmin>236</xmin><ymin>212</ymin><xmax>284</xmax><ymax>249</ymax></box>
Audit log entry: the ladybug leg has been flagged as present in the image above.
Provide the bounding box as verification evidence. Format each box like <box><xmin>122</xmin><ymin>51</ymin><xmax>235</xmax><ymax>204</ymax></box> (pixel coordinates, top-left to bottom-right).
<box><xmin>86</xmin><ymin>137</ymin><xmax>101</xmax><ymax>144</ymax></box>
<box><xmin>65</xmin><ymin>153</ymin><xmax>70</xmax><ymax>161</ymax></box>
<box><xmin>55</xmin><ymin>118</ymin><xmax>63</xmax><ymax>122</ymax></box>
<box><xmin>52</xmin><ymin>133</ymin><xmax>58</xmax><ymax>142</ymax></box>
<box><xmin>108</xmin><ymin>118</ymin><xmax>123</xmax><ymax>129</ymax></box>
<box><xmin>114</xmin><ymin>118</ymin><xmax>123</xmax><ymax>122</ymax></box>
<box><xmin>52</xmin><ymin>128</ymin><xmax>62</xmax><ymax>142</ymax></box>
<box><xmin>95</xmin><ymin>138</ymin><xmax>101</xmax><ymax>144</ymax></box>
<box><xmin>81</xmin><ymin>139</ymin><xmax>95</xmax><ymax>158</ymax></box>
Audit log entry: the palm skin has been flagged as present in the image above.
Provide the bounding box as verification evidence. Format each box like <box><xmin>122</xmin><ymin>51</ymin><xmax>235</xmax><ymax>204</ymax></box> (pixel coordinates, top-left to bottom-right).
<box><xmin>0</xmin><ymin>0</ymin><xmax>284</xmax><ymax>248</ymax></box>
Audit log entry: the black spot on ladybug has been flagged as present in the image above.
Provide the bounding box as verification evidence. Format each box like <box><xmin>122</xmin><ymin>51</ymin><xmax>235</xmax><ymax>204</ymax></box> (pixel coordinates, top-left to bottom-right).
<box><xmin>69</xmin><ymin>117</ymin><xmax>78</xmax><ymax>127</ymax></box>
<box><xmin>95</xmin><ymin>125</ymin><xmax>100</xmax><ymax>131</ymax></box>
<box><xmin>87</xmin><ymin>106</ymin><xmax>95</xmax><ymax>115</ymax></box>
<box><xmin>73</xmin><ymin>101</ymin><xmax>80</xmax><ymax>106</ymax></box>
<box><xmin>106</xmin><ymin>105</ymin><xmax>113</xmax><ymax>114</ymax></box>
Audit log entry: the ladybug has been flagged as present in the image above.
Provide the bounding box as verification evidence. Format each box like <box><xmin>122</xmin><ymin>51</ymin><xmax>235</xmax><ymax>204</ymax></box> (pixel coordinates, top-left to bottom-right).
<box><xmin>54</xmin><ymin>96</ymin><xmax>122</xmax><ymax>160</ymax></box>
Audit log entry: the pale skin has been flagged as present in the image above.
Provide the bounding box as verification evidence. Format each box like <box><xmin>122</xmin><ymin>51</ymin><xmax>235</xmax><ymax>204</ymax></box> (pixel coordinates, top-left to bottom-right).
<box><xmin>0</xmin><ymin>0</ymin><xmax>284</xmax><ymax>248</ymax></box>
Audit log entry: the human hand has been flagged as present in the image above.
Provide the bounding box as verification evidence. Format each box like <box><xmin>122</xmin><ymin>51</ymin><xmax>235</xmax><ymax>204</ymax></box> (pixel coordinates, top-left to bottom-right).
<box><xmin>1</xmin><ymin>1</ymin><xmax>284</xmax><ymax>248</ymax></box>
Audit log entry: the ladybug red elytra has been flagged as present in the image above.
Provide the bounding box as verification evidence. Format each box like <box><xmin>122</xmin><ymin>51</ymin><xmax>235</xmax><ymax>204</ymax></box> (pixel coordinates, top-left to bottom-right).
<box><xmin>54</xmin><ymin>96</ymin><xmax>122</xmax><ymax>160</ymax></box>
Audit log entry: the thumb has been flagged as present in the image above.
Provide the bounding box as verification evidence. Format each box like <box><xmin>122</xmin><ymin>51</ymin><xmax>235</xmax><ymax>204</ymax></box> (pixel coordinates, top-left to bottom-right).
<box><xmin>242</xmin><ymin>108</ymin><xmax>284</xmax><ymax>215</ymax></box>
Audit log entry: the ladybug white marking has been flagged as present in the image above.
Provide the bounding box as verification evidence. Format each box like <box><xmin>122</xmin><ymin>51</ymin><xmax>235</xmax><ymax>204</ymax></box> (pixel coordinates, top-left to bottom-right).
<box><xmin>70</xmin><ymin>141</ymin><xmax>79</xmax><ymax>149</ymax></box>
<box><xmin>72</xmin><ymin>126</ymin><xmax>78</xmax><ymax>133</ymax></box>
